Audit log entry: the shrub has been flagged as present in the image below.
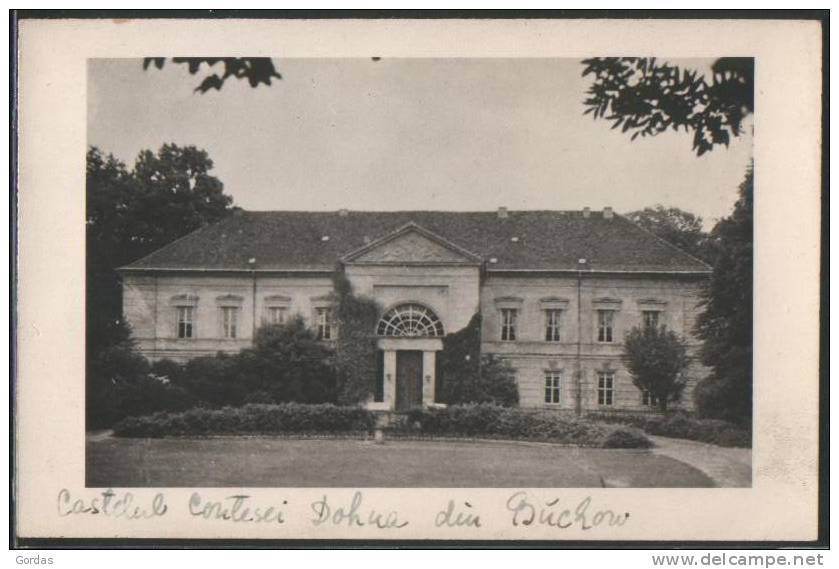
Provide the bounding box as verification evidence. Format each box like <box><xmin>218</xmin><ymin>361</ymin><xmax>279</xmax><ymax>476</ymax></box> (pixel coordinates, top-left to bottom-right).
<box><xmin>243</xmin><ymin>390</ymin><xmax>275</xmax><ymax>404</ymax></box>
<box><xmin>693</xmin><ymin>369</ymin><xmax>752</xmax><ymax>425</ymax></box>
<box><xmin>114</xmin><ymin>375</ymin><xmax>197</xmax><ymax>419</ymax></box>
<box><xmin>586</xmin><ymin>410</ymin><xmax>751</xmax><ymax>448</ymax></box>
<box><xmin>599</xmin><ymin>427</ymin><xmax>654</xmax><ymax>449</ymax></box>
<box><xmin>242</xmin><ymin>318</ymin><xmax>338</xmax><ymax>404</ymax></box>
<box><xmin>180</xmin><ymin>353</ymin><xmax>247</xmax><ymax>407</ymax></box>
<box><xmin>87</xmin><ymin>342</ymin><xmax>195</xmax><ymax>429</ymax></box>
<box><xmin>149</xmin><ymin>358</ymin><xmax>184</xmax><ymax>383</ymax></box>
<box><xmin>113</xmin><ymin>403</ymin><xmax>376</xmax><ymax>437</ymax></box>
<box><xmin>396</xmin><ymin>404</ymin><xmax>652</xmax><ymax>448</ymax></box>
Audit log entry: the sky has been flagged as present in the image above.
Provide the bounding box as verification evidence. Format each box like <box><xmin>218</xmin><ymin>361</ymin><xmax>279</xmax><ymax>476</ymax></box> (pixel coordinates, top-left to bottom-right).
<box><xmin>88</xmin><ymin>58</ymin><xmax>753</xmax><ymax>228</ymax></box>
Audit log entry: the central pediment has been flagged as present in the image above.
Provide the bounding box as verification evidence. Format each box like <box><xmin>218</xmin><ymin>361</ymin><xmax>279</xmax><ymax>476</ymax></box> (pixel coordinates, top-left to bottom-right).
<box><xmin>341</xmin><ymin>223</ymin><xmax>482</xmax><ymax>266</ymax></box>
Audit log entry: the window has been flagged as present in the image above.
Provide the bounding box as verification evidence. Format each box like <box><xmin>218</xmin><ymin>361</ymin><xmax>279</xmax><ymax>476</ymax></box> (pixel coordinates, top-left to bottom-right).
<box><xmin>597</xmin><ymin>310</ymin><xmax>615</xmax><ymax>342</ymax></box>
<box><xmin>643</xmin><ymin>310</ymin><xmax>660</xmax><ymax>331</ymax></box>
<box><xmin>176</xmin><ymin>306</ymin><xmax>194</xmax><ymax>339</ymax></box>
<box><xmin>376</xmin><ymin>303</ymin><xmax>444</xmax><ymax>337</ymax></box>
<box><xmin>597</xmin><ymin>372</ymin><xmax>615</xmax><ymax>406</ymax></box>
<box><xmin>545</xmin><ymin>309</ymin><xmax>561</xmax><ymax>342</ymax></box>
<box><xmin>221</xmin><ymin>306</ymin><xmax>239</xmax><ymax>339</ymax></box>
<box><xmin>316</xmin><ymin>307</ymin><xmax>333</xmax><ymax>340</ymax></box>
<box><xmin>544</xmin><ymin>371</ymin><xmax>562</xmax><ymax>404</ymax></box>
<box><xmin>641</xmin><ymin>389</ymin><xmax>659</xmax><ymax>407</ymax></box>
<box><xmin>500</xmin><ymin>308</ymin><xmax>517</xmax><ymax>341</ymax></box>
<box><xmin>266</xmin><ymin>306</ymin><xmax>287</xmax><ymax>325</ymax></box>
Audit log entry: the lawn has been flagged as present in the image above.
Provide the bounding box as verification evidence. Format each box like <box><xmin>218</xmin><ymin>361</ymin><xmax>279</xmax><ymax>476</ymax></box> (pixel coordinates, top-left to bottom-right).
<box><xmin>86</xmin><ymin>434</ymin><xmax>715</xmax><ymax>487</ymax></box>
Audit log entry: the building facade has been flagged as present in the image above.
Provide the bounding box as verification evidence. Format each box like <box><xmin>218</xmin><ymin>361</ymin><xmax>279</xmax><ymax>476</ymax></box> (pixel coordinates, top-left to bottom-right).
<box><xmin>120</xmin><ymin>208</ymin><xmax>711</xmax><ymax>413</ymax></box>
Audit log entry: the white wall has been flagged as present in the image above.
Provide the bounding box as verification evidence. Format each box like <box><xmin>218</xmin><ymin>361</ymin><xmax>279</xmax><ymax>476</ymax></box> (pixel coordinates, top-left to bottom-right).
<box><xmin>122</xmin><ymin>272</ymin><xmax>334</xmax><ymax>362</ymax></box>
<box><xmin>480</xmin><ymin>274</ymin><xmax>708</xmax><ymax>410</ymax></box>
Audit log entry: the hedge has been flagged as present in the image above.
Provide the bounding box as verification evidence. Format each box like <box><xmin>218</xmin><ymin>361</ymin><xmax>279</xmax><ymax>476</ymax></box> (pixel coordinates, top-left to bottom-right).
<box><xmin>113</xmin><ymin>402</ymin><xmax>653</xmax><ymax>448</ymax></box>
<box><xmin>113</xmin><ymin>403</ymin><xmax>375</xmax><ymax>438</ymax></box>
<box><xmin>586</xmin><ymin>411</ymin><xmax>752</xmax><ymax>448</ymax></box>
<box><xmin>392</xmin><ymin>404</ymin><xmax>653</xmax><ymax>449</ymax></box>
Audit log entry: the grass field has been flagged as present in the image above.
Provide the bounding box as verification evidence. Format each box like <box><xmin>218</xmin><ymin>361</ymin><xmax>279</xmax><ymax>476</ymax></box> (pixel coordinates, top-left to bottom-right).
<box><xmin>86</xmin><ymin>434</ymin><xmax>716</xmax><ymax>487</ymax></box>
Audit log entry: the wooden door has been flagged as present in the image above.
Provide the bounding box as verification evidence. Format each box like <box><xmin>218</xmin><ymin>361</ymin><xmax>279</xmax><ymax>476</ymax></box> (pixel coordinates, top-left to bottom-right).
<box><xmin>395</xmin><ymin>351</ymin><xmax>423</xmax><ymax>411</ymax></box>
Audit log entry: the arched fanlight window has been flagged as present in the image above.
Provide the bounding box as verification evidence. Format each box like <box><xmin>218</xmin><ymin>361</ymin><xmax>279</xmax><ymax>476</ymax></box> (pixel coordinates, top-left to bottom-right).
<box><xmin>376</xmin><ymin>303</ymin><xmax>445</xmax><ymax>337</ymax></box>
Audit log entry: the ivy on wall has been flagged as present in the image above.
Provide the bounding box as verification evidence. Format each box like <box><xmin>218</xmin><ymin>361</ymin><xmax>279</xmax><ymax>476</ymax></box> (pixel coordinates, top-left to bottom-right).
<box><xmin>332</xmin><ymin>276</ymin><xmax>519</xmax><ymax>407</ymax></box>
<box><xmin>437</xmin><ymin>313</ymin><xmax>519</xmax><ymax>407</ymax></box>
<box><xmin>437</xmin><ymin>313</ymin><xmax>482</xmax><ymax>403</ymax></box>
<box><xmin>333</xmin><ymin>270</ymin><xmax>382</xmax><ymax>405</ymax></box>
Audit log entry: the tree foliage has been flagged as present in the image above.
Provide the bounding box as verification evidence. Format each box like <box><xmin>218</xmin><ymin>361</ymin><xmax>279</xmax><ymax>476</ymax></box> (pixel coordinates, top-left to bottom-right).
<box><xmin>143</xmin><ymin>57</ymin><xmax>283</xmax><ymax>93</ymax></box>
<box><xmin>625</xmin><ymin>205</ymin><xmax>711</xmax><ymax>262</ymax></box>
<box><xmin>622</xmin><ymin>325</ymin><xmax>690</xmax><ymax>412</ymax></box>
<box><xmin>581</xmin><ymin>57</ymin><xmax>753</xmax><ymax>155</ymax></box>
<box><xmin>239</xmin><ymin>317</ymin><xmax>337</xmax><ymax>404</ymax></box>
<box><xmin>86</xmin><ymin>330</ymin><xmax>197</xmax><ymax>429</ymax></box>
<box><xmin>694</xmin><ymin>167</ymin><xmax>753</xmax><ymax>423</ymax></box>
<box><xmin>86</xmin><ymin>144</ymin><xmax>235</xmax><ymax>356</ymax></box>
<box><xmin>172</xmin><ymin>319</ymin><xmax>339</xmax><ymax>407</ymax></box>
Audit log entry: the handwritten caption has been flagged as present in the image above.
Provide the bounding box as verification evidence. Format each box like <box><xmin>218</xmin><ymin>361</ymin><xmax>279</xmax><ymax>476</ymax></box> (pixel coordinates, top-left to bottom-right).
<box><xmin>57</xmin><ymin>488</ymin><xmax>629</xmax><ymax>531</ymax></box>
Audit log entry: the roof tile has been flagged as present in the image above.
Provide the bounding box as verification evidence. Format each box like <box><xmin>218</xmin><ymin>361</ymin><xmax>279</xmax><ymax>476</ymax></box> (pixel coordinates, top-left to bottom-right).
<box><xmin>122</xmin><ymin>210</ymin><xmax>711</xmax><ymax>273</ymax></box>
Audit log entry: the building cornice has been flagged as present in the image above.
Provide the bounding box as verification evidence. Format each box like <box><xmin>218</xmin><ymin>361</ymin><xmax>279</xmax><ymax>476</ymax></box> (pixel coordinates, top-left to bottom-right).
<box><xmin>117</xmin><ymin>267</ymin><xmax>334</xmax><ymax>277</ymax></box>
<box><xmin>118</xmin><ymin>265</ymin><xmax>711</xmax><ymax>279</ymax></box>
<box><xmin>485</xmin><ymin>268</ymin><xmax>711</xmax><ymax>279</ymax></box>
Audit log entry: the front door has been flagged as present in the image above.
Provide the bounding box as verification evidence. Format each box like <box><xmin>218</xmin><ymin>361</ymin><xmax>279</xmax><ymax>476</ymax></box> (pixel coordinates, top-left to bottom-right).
<box><xmin>395</xmin><ymin>350</ymin><xmax>423</xmax><ymax>411</ymax></box>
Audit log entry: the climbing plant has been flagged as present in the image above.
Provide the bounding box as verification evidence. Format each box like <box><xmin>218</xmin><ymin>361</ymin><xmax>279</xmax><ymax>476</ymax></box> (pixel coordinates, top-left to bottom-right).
<box><xmin>437</xmin><ymin>313</ymin><xmax>519</xmax><ymax>407</ymax></box>
<box><xmin>333</xmin><ymin>270</ymin><xmax>382</xmax><ymax>405</ymax></box>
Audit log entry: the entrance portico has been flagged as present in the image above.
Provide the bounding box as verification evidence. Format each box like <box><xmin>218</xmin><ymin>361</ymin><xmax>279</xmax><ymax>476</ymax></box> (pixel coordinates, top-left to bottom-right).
<box><xmin>370</xmin><ymin>337</ymin><xmax>443</xmax><ymax>411</ymax></box>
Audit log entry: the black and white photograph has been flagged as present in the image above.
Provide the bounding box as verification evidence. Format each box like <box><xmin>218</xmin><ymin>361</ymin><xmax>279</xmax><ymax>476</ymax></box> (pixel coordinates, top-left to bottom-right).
<box><xmin>83</xmin><ymin>56</ymin><xmax>754</xmax><ymax>489</ymax></box>
<box><xmin>12</xmin><ymin>15</ymin><xmax>824</xmax><ymax>546</ymax></box>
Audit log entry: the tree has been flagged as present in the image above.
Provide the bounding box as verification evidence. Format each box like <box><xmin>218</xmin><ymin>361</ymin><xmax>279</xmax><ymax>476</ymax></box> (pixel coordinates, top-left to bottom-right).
<box><xmin>86</xmin><ymin>149</ymin><xmax>137</xmax><ymax>362</ymax></box>
<box><xmin>171</xmin><ymin>318</ymin><xmax>339</xmax><ymax>408</ymax></box>
<box><xmin>143</xmin><ymin>58</ymin><xmax>283</xmax><ymax>93</ymax></box>
<box><xmin>625</xmin><ymin>205</ymin><xmax>711</xmax><ymax>262</ymax></box>
<box><xmin>86</xmin><ymin>144</ymin><xmax>235</xmax><ymax>355</ymax></box>
<box><xmin>622</xmin><ymin>325</ymin><xmax>690</xmax><ymax>412</ymax></box>
<box><xmin>581</xmin><ymin>57</ymin><xmax>753</xmax><ymax>155</ymax></box>
<box><xmin>693</xmin><ymin>167</ymin><xmax>753</xmax><ymax>423</ymax></box>
<box><xmin>129</xmin><ymin>144</ymin><xmax>235</xmax><ymax>254</ymax></box>
<box><xmin>86</xmin><ymin>145</ymin><xmax>236</xmax><ymax>426</ymax></box>
<box><xmin>143</xmin><ymin>56</ymin><xmax>383</xmax><ymax>93</ymax></box>
<box><xmin>245</xmin><ymin>317</ymin><xmax>337</xmax><ymax>404</ymax></box>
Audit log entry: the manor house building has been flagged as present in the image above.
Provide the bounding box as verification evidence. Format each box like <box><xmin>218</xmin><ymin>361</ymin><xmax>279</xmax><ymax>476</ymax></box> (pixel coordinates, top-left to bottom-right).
<box><xmin>120</xmin><ymin>208</ymin><xmax>711</xmax><ymax>413</ymax></box>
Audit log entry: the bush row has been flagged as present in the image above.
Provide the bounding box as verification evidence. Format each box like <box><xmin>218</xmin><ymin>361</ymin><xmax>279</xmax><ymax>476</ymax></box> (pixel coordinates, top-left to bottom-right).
<box><xmin>586</xmin><ymin>411</ymin><xmax>751</xmax><ymax>448</ymax></box>
<box><xmin>392</xmin><ymin>404</ymin><xmax>653</xmax><ymax>449</ymax></box>
<box><xmin>113</xmin><ymin>403</ymin><xmax>376</xmax><ymax>437</ymax></box>
<box><xmin>112</xmin><ymin>402</ymin><xmax>653</xmax><ymax>449</ymax></box>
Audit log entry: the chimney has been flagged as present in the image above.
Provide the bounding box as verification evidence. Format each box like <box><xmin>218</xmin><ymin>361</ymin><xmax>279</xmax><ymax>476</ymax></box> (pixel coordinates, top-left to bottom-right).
<box><xmin>582</xmin><ymin>207</ymin><xmax>591</xmax><ymax>218</ymax></box>
<box><xmin>497</xmin><ymin>207</ymin><xmax>508</xmax><ymax>219</ymax></box>
<box><xmin>603</xmin><ymin>207</ymin><xmax>613</xmax><ymax>219</ymax></box>
<box><xmin>338</xmin><ymin>209</ymin><xmax>349</xmax><ymax>217</ymax></box>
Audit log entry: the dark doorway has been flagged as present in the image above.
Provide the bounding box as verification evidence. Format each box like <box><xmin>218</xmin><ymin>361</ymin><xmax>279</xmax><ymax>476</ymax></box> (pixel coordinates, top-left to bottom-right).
<box><xmin>395</xmin><ymin>350</ymin><xmax>423</xmax><ymax>411</ymax></box>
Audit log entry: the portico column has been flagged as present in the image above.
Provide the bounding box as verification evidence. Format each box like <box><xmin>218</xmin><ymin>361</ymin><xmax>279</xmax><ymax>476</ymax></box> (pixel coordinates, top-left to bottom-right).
<box><xmin>422</xmin><ymin>351</ymin><xmax>436</xmax><ymax>405</ymax></box>
<box><xmin>382</xmin><ymin>349</ymin><xmax>397</xmax><ymax>410</ymax></box>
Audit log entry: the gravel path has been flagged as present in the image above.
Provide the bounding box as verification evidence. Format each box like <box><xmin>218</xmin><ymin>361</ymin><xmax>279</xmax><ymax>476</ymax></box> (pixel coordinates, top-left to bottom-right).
<box><xmin>649</xmin><ymin>435</ymin><xmax>752</xmax><ymax>487</ymax></box>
